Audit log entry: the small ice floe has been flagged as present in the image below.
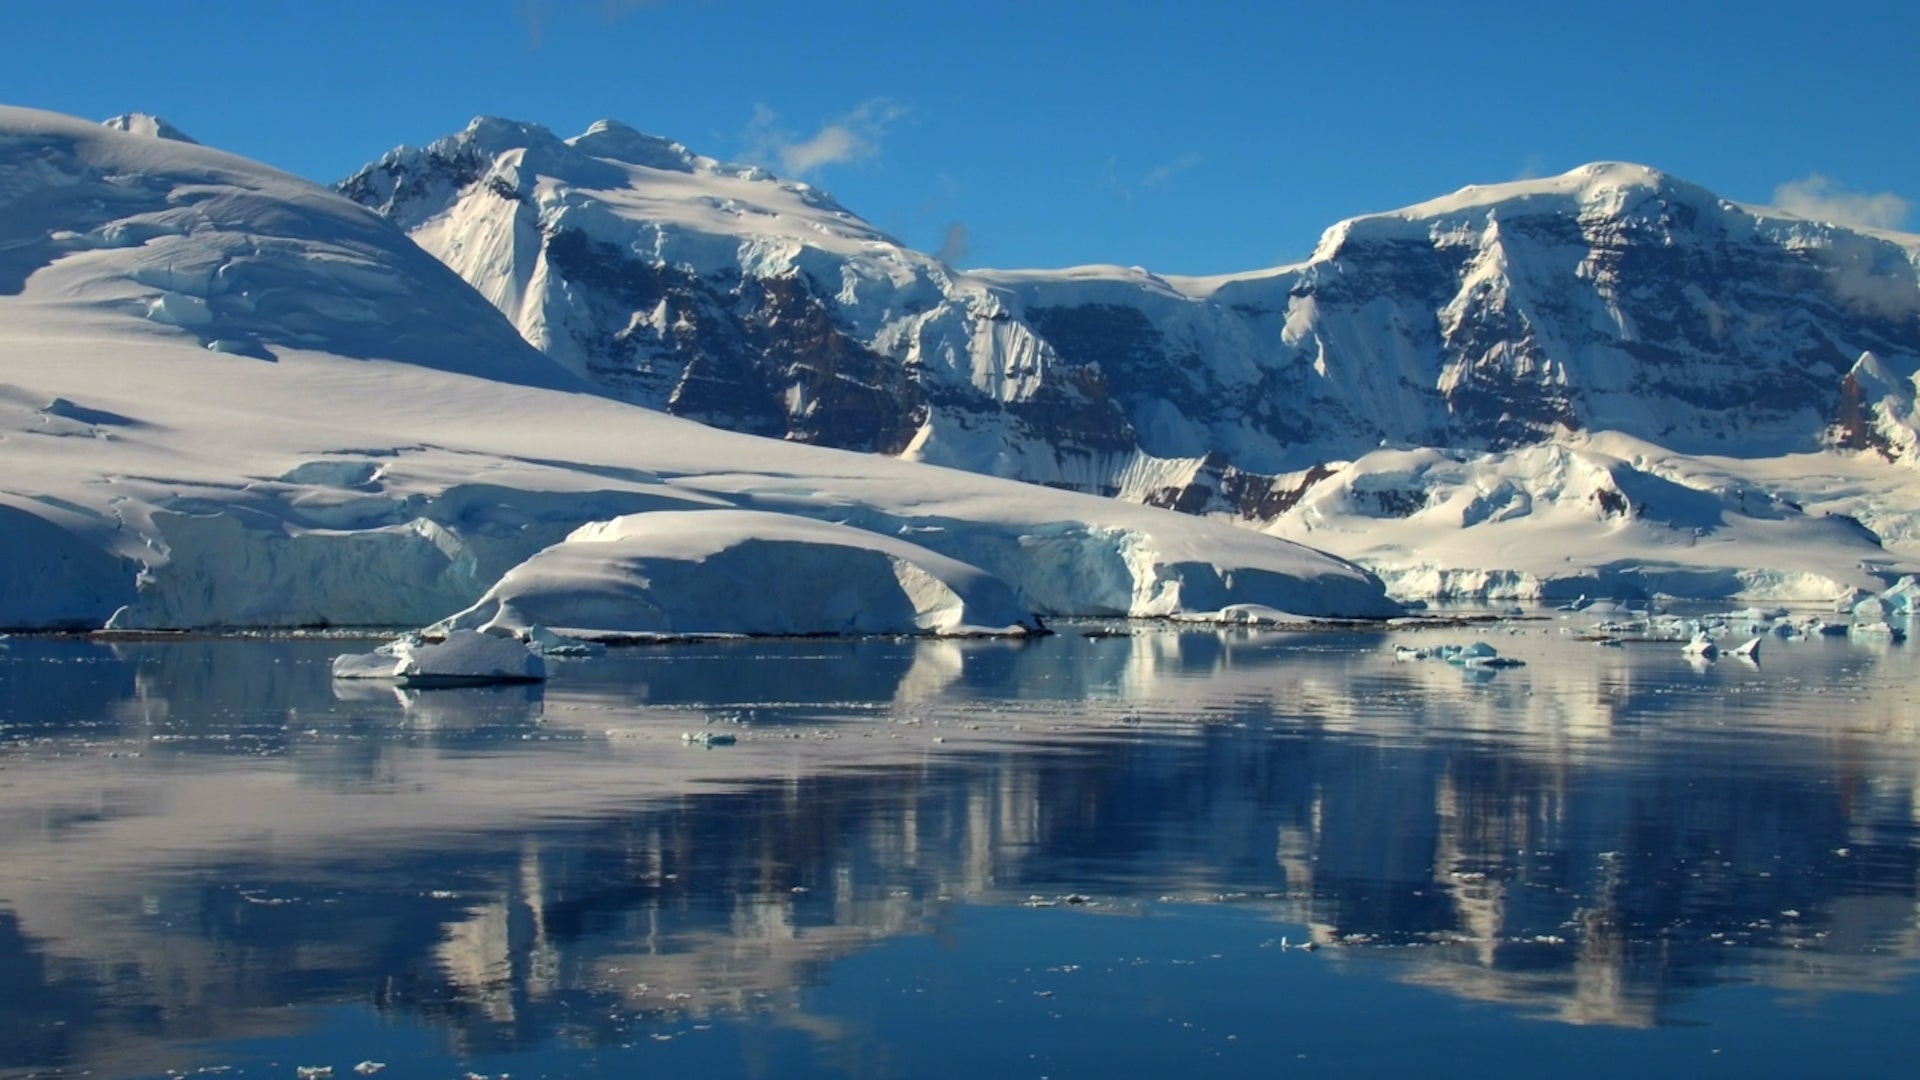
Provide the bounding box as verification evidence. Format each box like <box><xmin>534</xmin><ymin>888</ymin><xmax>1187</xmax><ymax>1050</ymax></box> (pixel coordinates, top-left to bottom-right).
<box><xmin>1730</xmin><ymin>637</ymin><xmax>1761</xmax><ymax>662</ymax></box>
<box><xmin>1393</xmin><ymin>644</ymin><xmax>1430</xmax><ymax>661</ymax></box>
<box><xmin>353</xmin><ymin>1065</ymin><xmax>387</xmax><ymax>1077</ymax></box>
<box><xmin>330</xmin><ymin>629</ymin><xmax>546</xmax><ymax>687</ymax></box>
<box><xmin>1851</xmin><ymin>621</ymin><xmax>1907</xmax><ymax>641</ymax></box>
<box><xmin>1445</xmin><ymin>641</ymin><xmax>1524</xmax><ymax>669</ymax></box>
<box><xmin>1682</xmin><ymin>634</ymin><xmax>1719</xmax><ymax>660</ymax></box>
<box><xmin>681</xmin><ymin>730</ymin><xmax>737</xmax><ymax>748</ymax></box>
<box><xmin>296</xmin><ymin>1068</ymin><xmax>333</xmax><ymax>1080</ymax></box>
<box><xmin>1203</xmin><ymin>603</ymin><xmax>1296</xmax><ymax>627</ymax></box>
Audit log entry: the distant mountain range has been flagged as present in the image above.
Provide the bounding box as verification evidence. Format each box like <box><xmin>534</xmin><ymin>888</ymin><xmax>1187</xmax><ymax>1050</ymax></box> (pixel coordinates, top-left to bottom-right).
<box><xmin>337</xmin><ymin>117</ymin><xmax>1920</xmax><ymax>599</ymax></box>
<box><xmin>342</xmin><ymin>121</ymin><xmax>1920</xmax><ymax>486</ymax></box>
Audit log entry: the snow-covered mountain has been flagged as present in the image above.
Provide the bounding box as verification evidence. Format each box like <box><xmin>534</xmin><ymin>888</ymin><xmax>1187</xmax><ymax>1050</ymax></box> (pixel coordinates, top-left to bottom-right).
<box><xmin>0</xmin><ymin>105</ymin><xmax>1395</xmax><ymax>632</ymax></box>
<box><xmin>343</xmin><ymin>119</ymin><xmax>1920</xmax><ymax>599</ymax></box>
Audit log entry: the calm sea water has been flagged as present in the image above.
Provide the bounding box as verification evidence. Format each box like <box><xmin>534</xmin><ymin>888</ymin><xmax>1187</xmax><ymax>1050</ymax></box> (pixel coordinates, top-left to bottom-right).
<box><xmin>2</xmin><ymin>620</ymin><xmax>1918</xmax><ymax>1078</ymax></box>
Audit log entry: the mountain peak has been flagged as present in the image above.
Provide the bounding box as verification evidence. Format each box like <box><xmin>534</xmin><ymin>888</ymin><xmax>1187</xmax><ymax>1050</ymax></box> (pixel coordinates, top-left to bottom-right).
<box><xmin>457</xmin><ymin>115</ymin><xmax>565</xmax><ymax>155</ymax></box>
<box><xmin>99</xmin><ymin>112</ymin><xmax>198</xmax><ymax>144</ymax></box>
<box><xmin>1398</xmin><ymin>161</ymin><xmax>1717</xmax><ymax>221</ymax></box>
<box><xmin>567</xmin><ymin>119</ymin><xmax>698</xmax><ymax>173</ymax></box>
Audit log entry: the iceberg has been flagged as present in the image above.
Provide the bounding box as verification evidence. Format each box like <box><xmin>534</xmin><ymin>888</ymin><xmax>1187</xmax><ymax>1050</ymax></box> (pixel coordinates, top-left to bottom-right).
<box><xmin>331</xmin><ymin>630</ymin><xmax>547</xmax><ymax>687</ymax></box>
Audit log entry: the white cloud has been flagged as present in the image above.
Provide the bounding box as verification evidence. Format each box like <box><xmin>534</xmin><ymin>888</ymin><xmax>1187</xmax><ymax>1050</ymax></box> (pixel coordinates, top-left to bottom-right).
<box><xmin>742</xmin><ymin>99</ymin><xmax>910</xmax><ymax>178</ymax></box>
<box><xmin>1771</xmin><ymin>174</ymin><xmax>1910</xmax><ymax>231</ymax></box>
<box><xmin>1141</xmin><ymin>152</ymin><xmax>1202</xmax><ymax>189</ymax></box>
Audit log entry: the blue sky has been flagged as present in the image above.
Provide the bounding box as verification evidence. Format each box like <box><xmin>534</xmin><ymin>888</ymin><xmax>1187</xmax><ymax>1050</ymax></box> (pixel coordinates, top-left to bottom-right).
<box><xmin>6</xmin><ymin>0</ymin><xmax>1914</xmax><ymax>274</ymax></box>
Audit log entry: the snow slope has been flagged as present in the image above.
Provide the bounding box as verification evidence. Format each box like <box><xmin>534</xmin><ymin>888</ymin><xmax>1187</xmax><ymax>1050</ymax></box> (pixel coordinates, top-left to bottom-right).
<box><xmin>0</xmin><ymin>106</ymin><xmax>1396</xmax><ymax>632</ymax></box>
<box><xmin>345</xmin><ymin>122</ymin><xmax>1920</xmax><ymax>601</ymax></box>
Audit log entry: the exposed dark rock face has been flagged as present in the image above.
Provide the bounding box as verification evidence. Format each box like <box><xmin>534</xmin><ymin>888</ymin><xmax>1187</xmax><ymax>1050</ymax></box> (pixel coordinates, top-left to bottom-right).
<box><xmin>540</xmin><ymin>229</ymin><xmax>926</xmax><ymax>453</ymax></box>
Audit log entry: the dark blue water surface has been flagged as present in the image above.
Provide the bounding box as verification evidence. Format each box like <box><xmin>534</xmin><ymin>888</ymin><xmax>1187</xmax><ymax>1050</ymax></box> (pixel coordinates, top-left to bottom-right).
<box><xmin>2</xmin><ymin>621</ymin><xmax>1918</xmax><ymax>1078</ymax></box>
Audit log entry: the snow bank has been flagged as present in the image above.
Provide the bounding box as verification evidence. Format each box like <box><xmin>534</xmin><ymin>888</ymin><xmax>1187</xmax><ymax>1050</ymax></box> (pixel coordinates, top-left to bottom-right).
<box><xmin>332</xmin><ymin>629</ymin><xmax>546</xmax><ymax>686</ymax></box>
<box><xmin>437</xmin><ymin>510</ymin><xmax>1040</xmax><ymax>639</ymax></box>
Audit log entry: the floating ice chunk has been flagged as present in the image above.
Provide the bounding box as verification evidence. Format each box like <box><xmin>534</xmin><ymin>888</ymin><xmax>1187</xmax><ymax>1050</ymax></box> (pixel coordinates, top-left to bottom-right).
<box><xmin>1877</xmin><ymin>575</ymin><xmax>1918</xmax><ymax>615</ymax></box>
<box><xmin>1459</xmin><ymin>645</ymin><xmax>1520</xmax><ymax>664</ymax></box>
<box><xmin>331</xmin><ymin>630</ymin><xmax>546</xmax><ymax>686</ymax></box>
<box><xmin>1682</xmin><ymin>634</ymin><xmax>1719</xmax><ymax>660</ymax></box>
<box><xmin>682</xmin><ymin>731</ymin><xmax>737</xmax><ymax>747</ymax></box>
<box><xmin>1393</xmin><ymin>644</ymin><xmax>1430</xmax><ymax>661</ymax></box>
<box><xmin>1852</xmin><ymin>621</ymin><xmax>1908</xmax><ymax>641</ymax></box>
<box><xmin>1446</xmin><ymin>641</ymin><xmax>1499</xmax><ymax>664</ymax></box>
<box><xmin>1435</xmin><ymin>640</ymin><xmax>1525</xmax><ymax>669</ymax></box>
<box><xmin>1730</xmin><ymin>636</ymin><xmax>1761</xmax><ymax>661</ymax></box>
<box><xmin>1188</xmin><ymin>602</ymin><xmax>1299</xmax><ymax>626</ymax></box>
<box><xmin>1852</xmin><ymin>595</ymin><xmax>1896</xmax><ymax>620</ymax></box>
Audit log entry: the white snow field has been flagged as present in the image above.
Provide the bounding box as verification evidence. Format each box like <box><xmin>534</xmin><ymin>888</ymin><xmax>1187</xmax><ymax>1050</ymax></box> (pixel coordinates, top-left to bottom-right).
<box><xmin>0</xmin><ymin>106</ymin><xmax>1396</xmax><ymax>633</ymax></box>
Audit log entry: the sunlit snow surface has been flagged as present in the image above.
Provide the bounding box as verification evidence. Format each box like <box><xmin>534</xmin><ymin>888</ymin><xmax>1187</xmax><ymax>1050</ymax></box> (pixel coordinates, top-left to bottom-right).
<box><xmin>0</xmin><ymin>106</ymin><xmax>1394</xmax><ymax>631</ymax></box>
<box><xmin>348</xmin><ymin>120</ymin><xmax>1920</xmax><ymax>604</ymax></box>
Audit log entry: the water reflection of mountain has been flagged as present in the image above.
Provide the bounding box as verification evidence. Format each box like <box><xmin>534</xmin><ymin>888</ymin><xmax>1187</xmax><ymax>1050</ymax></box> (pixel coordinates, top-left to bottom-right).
<box><xmin>2</xmin><ymin>628</ymin><xmax>1919</xmax><ymax>1073</ymax></box>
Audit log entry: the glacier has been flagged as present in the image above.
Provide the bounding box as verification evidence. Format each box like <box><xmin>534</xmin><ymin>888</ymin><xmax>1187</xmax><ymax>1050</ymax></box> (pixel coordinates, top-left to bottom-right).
<box><xmin>342</xmin><ymin>119</ymin><xmax>1920</xmax><ymax>601</ymax></box>
<box><xmin>0</xmin><ymin>105</ymin><xmax>1397</xmax><ymax>633</ymax></box>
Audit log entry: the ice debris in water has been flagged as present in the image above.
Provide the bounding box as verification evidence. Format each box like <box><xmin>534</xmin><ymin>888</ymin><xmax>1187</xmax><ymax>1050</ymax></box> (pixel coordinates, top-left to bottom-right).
<box><xmin>682</xmin><ymin>731</ymin><xmax>737</xmax><ymax>748</ymax></box>
<box><xmin>330</xmin><ymin>629</ymin><xmax>546</xmax><ymax>686</ymax></box>
<box><xmin>1582</xmin><ymin>586</ymin><xmax>1913</xmax><ymax>651</ymax></box>
<box><xmin>1395</xmin><ymin>640</ymin><xmax>1524</xmax><ymax>669</ymax></box>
